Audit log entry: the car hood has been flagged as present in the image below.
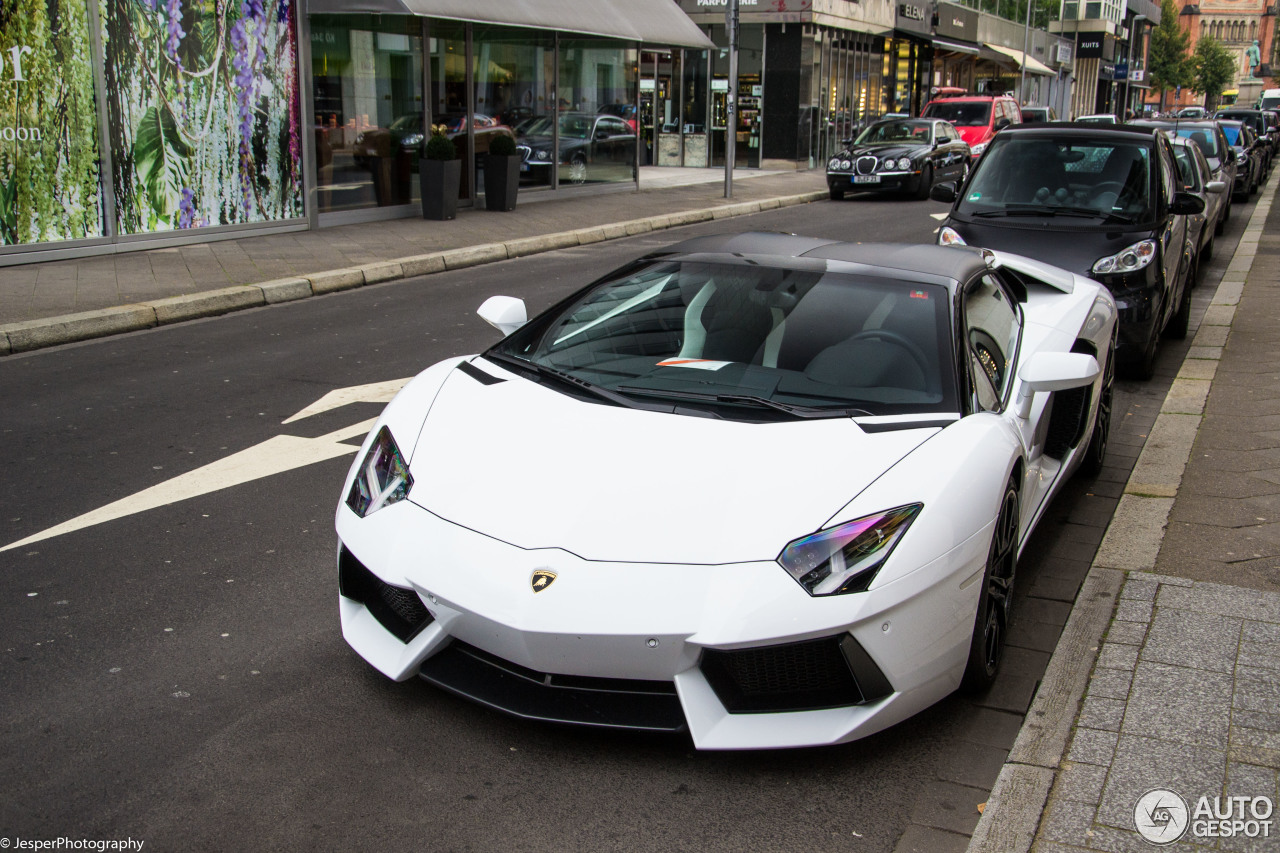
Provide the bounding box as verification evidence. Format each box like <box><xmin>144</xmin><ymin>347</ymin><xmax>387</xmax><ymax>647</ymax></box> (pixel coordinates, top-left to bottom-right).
<box><xmin>947</xmin><ymin>218</ymin><xmax>1152</xmax><ymax>276</ymax></box>
<box><xmin>405</xmin><ymin>361</ymin><xmax>940</xmax><ymax>565</ymax></box>
<box><xmin>840</xmin><ymin>143</ymin><xmax>928</xmax><ymax>159</ymax></box>
<box><xmin>952</xmin><ymin>126</ymin><xmax>992</xmax><ymax>146</ymax></box>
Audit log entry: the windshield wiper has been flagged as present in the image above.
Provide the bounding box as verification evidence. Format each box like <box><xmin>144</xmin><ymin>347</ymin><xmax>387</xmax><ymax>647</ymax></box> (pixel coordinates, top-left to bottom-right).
<box><xmin>973</xmin><ymin>204</ymin><xmax>1104</xmax><ymax>218</ymax></box>
<box><xmin>483</xmin><ymin>353</ymin><xmax>649</xmax><ymax>410</ymax></box>
<box><xmin>617</xmin><ymin>386</ymin><xmax>871</xmax><ymax>419</ymax></box>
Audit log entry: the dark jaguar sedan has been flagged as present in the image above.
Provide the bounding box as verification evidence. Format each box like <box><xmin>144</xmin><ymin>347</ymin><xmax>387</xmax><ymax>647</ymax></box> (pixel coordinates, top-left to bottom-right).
<box><xmin>826</xmin><ymin>118</ymin><xmax>970</xmax><ymax>200</ymax></box>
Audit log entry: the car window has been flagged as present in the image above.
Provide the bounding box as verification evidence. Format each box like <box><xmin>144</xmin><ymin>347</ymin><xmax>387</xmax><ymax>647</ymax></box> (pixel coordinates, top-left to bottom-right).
<box><xmin>924</xmin><ymin>101</ymin><xmax>993</xmax><ymax>128</ymax></box>
<box><xmin>964</xmin><ymin>274</ymin><xmax>1021</xmax><ymax>412</ymax></box>
<box><xmin>1157</xmin><ymin>139</ymin><xmax>1177</xmax><ymax>207</ymax></box>
<box><xmin>492</xmin><ymin>258</ymin><xmax>960</xmax><ymax>418</ymax></box>
<box><xmin>1172</xmin><ymin>145</ymin><xmax>1201</xmax><ymax>191</ymax></box>
<box><xmin>1222</xmin><ymin>124</ymin><xmax>1243</xmax><ymax>145</ymax></box>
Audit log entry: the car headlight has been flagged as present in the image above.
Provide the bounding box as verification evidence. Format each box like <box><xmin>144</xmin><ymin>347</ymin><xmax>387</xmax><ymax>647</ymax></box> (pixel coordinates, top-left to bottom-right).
<box><xmin>971</xmin><ymin>141</ymin><xmax>987</xmax><ymax>157</ymax></box>
<box><xmin>1092</xmin><ymin>239</ymin><xmax>1156</xmax><ymax>275</ymax></box>
<box><xmin>828</xmin><ymin>157</ymin><xmax>841</xmax><ymax>170</ymax></box>
<box><xmin>536</xmin><ymin>150</ymin><xmax>550</xmax><ymax>161</ymax></box>
<box><xmin>879</xmin><ymin>157</ymin><xmax>894</xmax><ymax>172</ymax></box>
<box><xmin>897</xmin><ymin>156</ymin><xmax>913</xmax><ymax>170</ymax></box>
<box><xmin>777</xmin><ymin>504</ymin><xmax>922</xmax><ymax>596</ymax></box>
<box><xmin>402</xmin><ymin>133</ymin><xmax>424</xmax><ymax>147</ymax></box>
<box><xmin>938</xmin><ymin>226</ymin><xmax>967</xmax><ymax>246</ymax></box>
<box><xmin>345</xmin><ymin>426</ymin><xmax>414</xmax><ymax>518</ymax></box>
<box><xmin>840</xmin><ymin>158</ymin><xmax>852</xmax><ymax>170</ymax></box>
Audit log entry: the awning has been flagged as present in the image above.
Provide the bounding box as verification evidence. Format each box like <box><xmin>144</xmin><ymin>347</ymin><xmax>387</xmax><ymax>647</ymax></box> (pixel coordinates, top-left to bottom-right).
<box><xmin>984</xmin><ymin>43</ymin><xmax>1055</xmax><ymax>75</ymax></box>
<box><xmin>306</xmin><ymin>0</ymin><xmax>716</xmax><ymax>49</ymax></box>
<box><xmin>933</xmin><ymin>38</ymin><xmax>980</xmax><ymax>55</ymax></box>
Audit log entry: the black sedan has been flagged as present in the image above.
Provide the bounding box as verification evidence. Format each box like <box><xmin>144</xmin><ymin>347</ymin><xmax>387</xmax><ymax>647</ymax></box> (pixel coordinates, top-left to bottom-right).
<box><xmin>1218</xmin><ymin>119</ymin><xmax>1266</xmax><ymax>200</ymax></box>
<box><xmin>1126</xmin><ymin>119</ymin><xmax>1236</xmax><ymax>234</ymax></box>
<box><xmin>517</xmin><ymin>113</ymin><xmax>636</xmax><ymax>186</ymax></box>
<box><xmin>931</xmin><ymin>123</ymin><xmax>1203</xmax><ymax>380</ymax></box>
<box><xmin>826</xmin><ymin>118</ymin><xmax>970</xmax><ymax>201</ymax></box>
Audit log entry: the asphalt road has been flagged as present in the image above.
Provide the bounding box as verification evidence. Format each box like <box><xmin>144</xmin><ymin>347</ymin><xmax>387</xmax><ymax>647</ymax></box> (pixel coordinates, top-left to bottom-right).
<box><xmin>0</xmin><ymin>192</ymin><xmax>1243</xmax><ymax>853</ymax></box>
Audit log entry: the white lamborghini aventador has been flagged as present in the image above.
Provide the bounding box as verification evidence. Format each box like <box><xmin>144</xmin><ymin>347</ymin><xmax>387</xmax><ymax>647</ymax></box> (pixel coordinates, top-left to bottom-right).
<box><xmin>335</xmin><ymin>232</ymin><xmax>1116</xmax><ymax>750</ymax></box>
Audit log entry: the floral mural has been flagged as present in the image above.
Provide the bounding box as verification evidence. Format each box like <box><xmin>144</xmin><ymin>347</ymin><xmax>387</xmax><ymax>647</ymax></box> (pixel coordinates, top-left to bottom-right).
<box><xmin>100</xmin><ymin>0</ymin><xmax>303</xmax><ymax>234</ymax></box>
<box><xmin>0</xmin><ymin>0</ymin><xmax>104</xmax><ymax>246</ymax></box>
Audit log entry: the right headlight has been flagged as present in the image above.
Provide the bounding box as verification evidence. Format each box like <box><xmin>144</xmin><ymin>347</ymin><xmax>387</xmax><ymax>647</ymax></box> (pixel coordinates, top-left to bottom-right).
<box><xmin>777</xmin><ymin>505</ymin><xmax>922</xmax><ymax>596</ymax></box>
<box><xmin>970</xmin><ymin>141</ymin><xmax>988</xmax><ymax>157</ymax></box>
<box><xmin>1092</xmin><ymin>239</ymin><xmax>1156</xmax><ymax>275</ymax></box>
<box><xmin>938</xmin><ymin>226</ymin><xmax>967</xmax><ymax>246</ymax></box>
<box><xmin>345</xmin><ymin>426</ymin><xmax>414</xmax><ymax>518</ymax></box>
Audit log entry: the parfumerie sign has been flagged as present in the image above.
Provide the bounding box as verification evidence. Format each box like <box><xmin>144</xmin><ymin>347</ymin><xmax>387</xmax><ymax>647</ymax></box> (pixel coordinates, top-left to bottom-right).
<box><xmin>2</xmin><ymin>43</ymin><xmax>40</xmax><ymax>142</ymax></box>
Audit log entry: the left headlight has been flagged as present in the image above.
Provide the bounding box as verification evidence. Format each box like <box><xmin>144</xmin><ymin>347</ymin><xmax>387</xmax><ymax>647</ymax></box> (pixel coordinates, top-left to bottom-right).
<box><xmin>346</xmin><ymin>426</ymin><xmax>414</xmax><ymax>518</ymax></box>
<box><xmin>777</xmin><ymin>504</ymin><xmax>922</xmax><ymax>596</ymax></box>
<box><xmin>1092</xmin><ymin>239</ymin><xmax>1156</xmax><ymax>275</ymax></box>
<box><xmin>938</xmin><ymin>226</ymin><xmax>967</xmax><ymax>246</ymax></box>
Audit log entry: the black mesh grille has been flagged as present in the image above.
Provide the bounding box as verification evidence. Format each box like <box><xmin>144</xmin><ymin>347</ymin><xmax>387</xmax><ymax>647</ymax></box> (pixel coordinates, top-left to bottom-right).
<box><xmin>701</xmin><ymin>635</ymin><xmax>892</xmax><ymax>713</ymax></box>
<box><xmin>338</xmin><ymin>544</ymin><xmax>433</xmax><ymax>643</ymax></box>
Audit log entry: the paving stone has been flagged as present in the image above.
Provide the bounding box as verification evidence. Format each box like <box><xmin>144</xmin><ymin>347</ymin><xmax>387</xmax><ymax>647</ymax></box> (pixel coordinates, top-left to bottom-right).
<box><xmin>1233</xmin><ymin>665</ymin><xmax>1280</xmax><ymax>713</ymax></box>
<box><xmin>1122</xmin><ymin>661</ymin><xmax>1232</xmax><ymax>750</ymax></box>
<box><xmin>1232</xmin><ymin>707</ymin><xmax>1280</xmax><ymax>733</ymax></box>
<box><xmin>1088</xmin><ymin>668</ymin><xmax>1134</xmax><ymax>702</ymax></box>
<box><xmin>1242</xmin><ymin>620</ymin><xmax>1280</xmax><ymax>644</ymax></box>
<box><xmin>1095</xmin><ymin>734</ymin><xmax>1226</xmax><ymax>830</ymax></box>
<box><xmin>1238</xmin><ymin>643</ymin><xmax>1280</xmax><ymax>674</ymax></box>
<box><xmin>1079</xmin><ymin>696</ymin><xmax>1127</xmax><ymax>733</ymax></box>
<box><xmin>891</xmin><ymin>824</ymin><xmax>971</xmax><ymax>853</ymax></box>
<box><xmin>1069</xmin><ymin>728</ymin><xmax>1120</xmax><ymax>766</ymax></box>
<box><xmin>1120</xmin><ymin>578</ymin><xmax>1158</xmax><ymax>601</ymax></box>
<box><xmin>1008</xmin><ymin>617</ymin><xmax>1065</xmax><ymax>654</ymax></box>
<box><xmin>907</xmin><ymin>779</ymin><xmax>987</xmax><ymax>835</ymax></box>
<box><xmin>1226</xmin><ymin>761</ymin><xmax>1280</xmax><ymax>801</ymax></box>
<box><xmin>1041</xmin><ymin>798</ymin><xmax>1099</xmax><ymax>846</ymax></box>
<box><xmin>1054</xmin><ymin>761</ymin><xmax>1110</xmax><ymax>805</ymax></box>
<box><xmin>1098</xmin><ymin>643</ymin><xmax>1139</xmax><ymax>670</ymax></box>
<box><xmin>935</xmin><ymin>740</ymin><xmax>1009</xmax><ymax>790</ymax></box>
<box><xmin>1032</xmin><ymin>574</ymin><xmax>1083</xmax><ymax>603</ymax></box>
<box><xmin>1104</xmin><ymin>620</ymin><xmax>1148</xmax><ymax>646</ymax></box>
<box><xmin>1156</xmin><ymin>584</ymin><xmax>1280</xmax><ymax>622</ymax></box>
<box><xmin>950</xmin><ymin>706</ymin><xmax>1027</xmax><ymax>750</ymax></box>
<box><xmin>1140</xmin><ymin>609</ymin><xmax>1242</xmax><ymax>673</ymax></box>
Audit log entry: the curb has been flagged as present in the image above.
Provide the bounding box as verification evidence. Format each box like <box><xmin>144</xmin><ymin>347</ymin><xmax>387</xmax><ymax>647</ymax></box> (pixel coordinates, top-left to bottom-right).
<box><xmin>0</xmin><ymin>190</ymin><xmax>828</xmax><ymax>356</ymax></box>
<box><xmin>965</xmin><ymin>173</ymin><xmax>1276</xmax><ymax>852</ymax></box>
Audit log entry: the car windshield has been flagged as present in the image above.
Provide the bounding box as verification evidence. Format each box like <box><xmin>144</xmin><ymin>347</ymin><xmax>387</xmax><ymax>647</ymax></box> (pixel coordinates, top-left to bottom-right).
<box><xmin>923</xmin><ymin>101</ymin><xmax>991</xmax><ymax>127</ymax></box>
<box><xmin>1172</xmin><ymin>127</ymin><xmax>1221</xmax><ymax>166</ymax></box>
<box><xmin>519</xmin><ymin>115</ymin><xmax>592</xmax><ymax>139</ymax></box>
<box><xmin>956</xmin><ymin>136</ymin><xmax>1152</xmax><ymax>222</ymax></box>
<box><xmin>855</xmin><ymin>120</ymin><xmax>934</xmax><ymax>144</ymax></box>
<box><xmin>489</xmin><ymin>258</ymin><xmax>958</xmax><ymax>419</ymax></box>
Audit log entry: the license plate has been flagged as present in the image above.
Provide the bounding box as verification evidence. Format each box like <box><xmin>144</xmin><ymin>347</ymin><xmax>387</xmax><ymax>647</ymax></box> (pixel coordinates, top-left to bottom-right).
<box><xmin>853</xmin><ymin>175</ymin><xmax>878</xmax><ymax>184</ymax></box>
<box><xmin>520</xmin><ymin>164</ymin><xmax>530</xmax><ymax>172</ymax></box>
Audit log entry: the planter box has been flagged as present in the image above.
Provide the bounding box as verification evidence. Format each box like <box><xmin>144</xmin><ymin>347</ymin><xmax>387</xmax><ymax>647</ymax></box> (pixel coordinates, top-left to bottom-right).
<box><xmin>420</xmin><ymin>158</ymin><xmax>460</xmax><ymax>220</ymax></box>
<box><xmin>483</xmin><ymin>154</ymin><xmax>521</xmax><ymax>211</ymax></box>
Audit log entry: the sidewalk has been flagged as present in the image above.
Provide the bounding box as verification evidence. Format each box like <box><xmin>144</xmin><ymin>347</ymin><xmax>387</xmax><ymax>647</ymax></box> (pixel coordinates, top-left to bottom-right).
<box><xmin>0</xmin><ymin>167</ymin><xmax>827</xmax><ymax>355</ymax></box>
<box><xmin>969</xmin><ymin>176</ymin><xmax>1280</xmax><ymax>851</ymax></box>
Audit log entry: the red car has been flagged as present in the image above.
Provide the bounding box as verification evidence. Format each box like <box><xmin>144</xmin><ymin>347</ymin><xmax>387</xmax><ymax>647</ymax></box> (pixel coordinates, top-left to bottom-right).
<box><xmin>921</xmin><ymin>93</ymin><xmax>1021</xmax><ymax>161</ymax></box>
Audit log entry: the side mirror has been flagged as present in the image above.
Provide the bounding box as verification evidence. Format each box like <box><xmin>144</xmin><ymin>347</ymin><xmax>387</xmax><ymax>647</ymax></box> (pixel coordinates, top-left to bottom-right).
<box><xmin>1170</xmin><ymin>191</ymin><xmax>1206</xmax><ymax>215</ymax></box>
<box><xmin>995</xmin><ymin>118</ymin><xmax>1011</xmax><ymax>130</ymax></box>
<box><xmin>930</xmin><ymin>181</ymin><xmax>958</xmax><ymax>203</ymax></box>
<box><xmin>477</xmin><ymin>296</ymin><xmax>528</xmax><ymax>336</ymax></box>
<box><xmin>1205</xmin><ymin>180</ymin><xmax>1227</xmax><ymax>194</ymax></box>
<box><xmin>1015</xmin><ymin>352</ymin><xmax>1100</xmax><ymax>419</ymax></box>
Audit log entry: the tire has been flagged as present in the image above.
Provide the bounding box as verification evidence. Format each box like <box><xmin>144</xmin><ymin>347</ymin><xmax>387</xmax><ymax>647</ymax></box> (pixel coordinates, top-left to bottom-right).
<box><xmin>961</xmin><ymin>479</ymin><xmax>1020</xmax><ymax>694</ymax></box>
<box><xmin>1081</xmin><ymin>338</ymin><xmax>1115</xmax><ymax>478</ymax></box>
<box><xmin>914</xmin><ymin>164</ymin><xmax>933</xmax><ymax>200</ymax></box>
<box><xmin>1121</xmin><ymin>328</ymin><xmax>1158</xmax><ymax>380</ymax></box>
<box><xmin>829</xmin><ymin>186</ymin><xmax>845</xmax><ymax>201</ymax></box>
<box><xmin>1202</xmin><ymin>232</ymin><xmax>1214</xmax><ymax>263</ymax></box>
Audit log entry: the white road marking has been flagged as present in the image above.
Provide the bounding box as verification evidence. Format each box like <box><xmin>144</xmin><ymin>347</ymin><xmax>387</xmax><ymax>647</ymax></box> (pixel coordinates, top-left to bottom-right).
<box><xmin>1</xmin><ymin>417</ymin><xmax>377</xmax><ymax>553</ymax></box>
<box><xmin>282</xmin><ymin>378</ymin><xmax>410</xmax><ymax>424</ymax></box>
<box><xmin>930</xmin><ymin>213</ymin><xmax>948</xmax><ymax>220</ymax></box>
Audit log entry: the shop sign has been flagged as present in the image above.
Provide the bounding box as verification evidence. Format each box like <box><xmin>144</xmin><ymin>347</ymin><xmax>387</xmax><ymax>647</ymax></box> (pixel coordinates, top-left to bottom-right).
<box><xmin>1099</xmin><ymin>60</ymin><xmax>1116</xmax><ymax>79</ymax></box>
<box><xmin>1076</xmin><ymin>32</ymin><xmax>1114</xmax><ymax>60</ymax></box>
<box><xmin>899</xmin><ymin>3</ymin><xmax>928</xmax><ymax>21</ymax></box>
<box><xmin>1114</xmin><ymin>62</ymin><xmax>1128</xmax><ymax>80</ymax></box>
<box><xmin>936</xmin><ymin>3</ymin><xmax>977</xmax><ymax>41</ymax></box>
<box><xmin>896</xmin><ymin>2</ymin><xmax>933</xmax><ymax>38</ymax></box>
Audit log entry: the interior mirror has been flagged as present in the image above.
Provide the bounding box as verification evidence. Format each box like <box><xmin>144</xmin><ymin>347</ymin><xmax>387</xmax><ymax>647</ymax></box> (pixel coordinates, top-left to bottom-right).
<box><xmin>1015</xmin><ymin>352</ymin><xmax>1099</xmax><ymax>419</ymax></box>
<box><xmin>477</xmin><ymin>296</ymin><xmax>528</xmax><ymax>336</ymax></box>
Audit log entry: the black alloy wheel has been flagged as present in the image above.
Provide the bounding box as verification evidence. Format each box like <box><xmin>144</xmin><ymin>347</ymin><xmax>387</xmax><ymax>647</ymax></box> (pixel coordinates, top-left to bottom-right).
<box><xmin>961</xmin><ymin>479</ymin><xmax>1020</xmax><ymax>693</ymax></box>
<box><xmin>1081</xmin><ymin>335</ymin><xmax>1115</xmax><ymax>477</ymax></box>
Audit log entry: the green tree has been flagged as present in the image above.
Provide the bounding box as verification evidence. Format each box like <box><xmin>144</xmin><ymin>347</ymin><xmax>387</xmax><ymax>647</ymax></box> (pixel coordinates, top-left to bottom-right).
<box><xmin>1192</xmin><ymin>36</ymin><xmax>1236</xmax><ymax>110</ymax></box>
<box><xmin>1147</xmin><ymin>0</ymin><xmax>1192</xmax><ymax>111</ymax></box>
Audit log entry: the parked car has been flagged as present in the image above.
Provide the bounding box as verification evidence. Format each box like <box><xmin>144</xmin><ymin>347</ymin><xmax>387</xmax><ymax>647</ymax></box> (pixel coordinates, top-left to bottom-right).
<box><xmin>1126</xmin><ymin>118</ymin><xmax>1236</xmax><ymax>235</ymax></box>
<box><xmin>335</xmin><ymin>231</ymin><xmax>1116</xmax><ymax>749</ymax></box>
<box><xmin>352</xmin><ymin>112</ymin><xmax>515</xmax><ymax>171</ymax></box>
<box><xmin>1020</xmin><ymin>106</ymin><xmax>1058</xmax><ymax>123</ymax></box>
<box><xmin>598</xmin><ymin>103</ymin><xmax>639</xmax><ymax>133</ymax></box>
<box><xmin>921</xmin><ymin>93</ymin><xmax>1021</xmax><ymax>161</ymax></box>
<box><xmin>1177</xmin><ymin>106</ymin><xmax>1208</xmax><ymax>119</ymax></box>
<box><xmin>932</xmin><ymin>123</ymin><xmax>1203</xmax><ymax>379</ymax></box>
<box><xmin>1216</xmin><ymin>108</ymin><xmax>1276</xmax><ymax>170</ymax></box>
<box><xmin>517</xmin><ymin>112</ymin><xmax>636</xmax><ymax>185</ymax></box>
<box><xmin>1169</xmin><ymin>135</ymin><xmax>1228</xmax><ymax>275</ymax></box>
<box><xmin>826</xmin><ymin>118</ymin><xmax>971</xmax><ymax>200</ymax></box>
<box><xmin>1217</xmin><ymin>119</ymin><xmax>1266</xmax><ymax>200</ymax></box>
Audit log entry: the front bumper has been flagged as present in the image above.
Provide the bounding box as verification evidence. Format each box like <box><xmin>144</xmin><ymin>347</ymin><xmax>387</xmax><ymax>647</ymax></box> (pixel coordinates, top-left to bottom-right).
<box><xmin>336</xmin><ymin>498</ymin><xmax>987</xmax><ymax>750</ymax></box>
<box><xmin>827</xmin><ymin>169</ymin><xmax>924</xmax><ymax>194</ymax></box>
<box><xmin>1093</xmin><ymin>267</ymin><xmax>1162</xmax><ymax>362</ymax></box>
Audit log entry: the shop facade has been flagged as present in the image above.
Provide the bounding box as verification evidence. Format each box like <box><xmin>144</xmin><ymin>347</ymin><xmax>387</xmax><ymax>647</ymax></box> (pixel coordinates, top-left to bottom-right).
<box><xmin>0</xmin><ymin>0</ymin><xmax>710</xmax><ymax>263</ymax></box>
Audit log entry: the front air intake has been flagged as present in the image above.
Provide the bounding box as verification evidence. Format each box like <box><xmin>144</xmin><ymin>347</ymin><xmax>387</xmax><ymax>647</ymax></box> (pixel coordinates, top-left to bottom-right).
<box><xmin>338</xmin><ymin>544</ymin><xmax>433</xmax><ymax>642</ymax></box>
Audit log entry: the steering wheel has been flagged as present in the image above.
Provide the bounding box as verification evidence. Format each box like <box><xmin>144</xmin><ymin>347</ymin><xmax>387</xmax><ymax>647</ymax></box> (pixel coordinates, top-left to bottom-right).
<box><xmin>1090</xmin><ymin>180</ymin><xmax>1126</xmax><ymax>203</ymax></box>
<box><xmin>844</xmin><ymin>329</ymin><xmax>932</xmax><ymax>379</ymax></box>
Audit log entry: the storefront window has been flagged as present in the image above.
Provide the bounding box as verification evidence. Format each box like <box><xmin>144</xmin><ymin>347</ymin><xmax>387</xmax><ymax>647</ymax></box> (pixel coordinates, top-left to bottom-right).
<box><xmin>683</xmin><ymin>48</ymin><xmax>709</xmax><ymax>167</ymax></box>
<box><xmin>556</xmin><ymin>38</ymin><xmax>637</xmax><ymax>185</ymax></box>
<box><xmin>312</xmin><ymin>14</ymin><xmax>423</xmax><ymax>214</ymax></box>
<box><xmin>1</xmin><ymin>0</ymin><xmax>103</xmax><ymax>247</ymax></box>
<box><xmin>473</xmin><ymin>25</ymin><xmax>553</xmax><ymax>190</ymax></box>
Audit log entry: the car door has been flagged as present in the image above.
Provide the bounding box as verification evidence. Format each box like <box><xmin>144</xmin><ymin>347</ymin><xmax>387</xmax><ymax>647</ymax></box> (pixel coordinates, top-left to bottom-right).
<box><xmin>937</xmin><ymin>122</ymin><xmax>965</xmax><ymax>179</ymax></box>
<box><xmin>1155</xmin><ymin>137</ymin><xmax>1189</xmax><ymax>327</ymax></box>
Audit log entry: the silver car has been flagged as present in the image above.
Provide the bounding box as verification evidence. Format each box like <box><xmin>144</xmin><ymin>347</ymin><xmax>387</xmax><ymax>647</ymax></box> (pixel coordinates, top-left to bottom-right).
<box><xmin>1169</xmin><ymin>135</ymin><xmax>1228</xmax><ymax>281</ymax></box>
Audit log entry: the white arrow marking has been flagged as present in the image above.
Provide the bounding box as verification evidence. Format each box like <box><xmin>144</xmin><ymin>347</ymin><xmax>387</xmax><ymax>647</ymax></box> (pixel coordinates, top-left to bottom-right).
<box><xmin>930</xmin><ymin>213</ymin><xmax>949</xmax><ymax>220</ymax></box>
<box><xmin>282</xmin><ymin>378</ymin><xmax>410</xmax><ymax>424</ymax></box>
<box><xmin>1</xmin><ymin>418</ymin><xmax>376</xmax><ymax>553</ymax></box>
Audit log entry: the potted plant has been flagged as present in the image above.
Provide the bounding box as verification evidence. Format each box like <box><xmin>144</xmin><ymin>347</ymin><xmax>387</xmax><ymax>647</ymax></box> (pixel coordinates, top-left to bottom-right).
<box><xmin>483</xmin><ymin>133</ymin><xmax>520</xmax><ymax>211</ymax></box>
<box><xmin>420</xmin><ymin>124</ymin><xmax>460</xmax><ymax>221</ymax></box>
